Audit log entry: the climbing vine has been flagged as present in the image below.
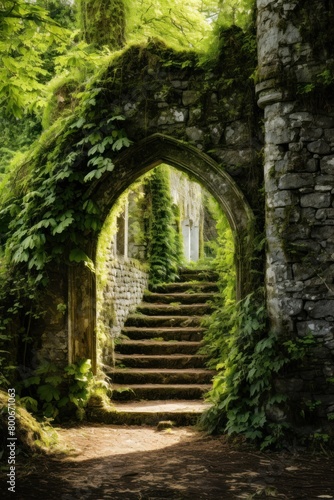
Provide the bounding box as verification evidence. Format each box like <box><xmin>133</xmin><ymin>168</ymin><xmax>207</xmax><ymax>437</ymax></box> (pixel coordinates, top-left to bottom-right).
<box><xmin>144</xmin><ymin>166</ymin><xmax>182</xmax><ymax>287</ymax></box>
<box><xmin>0</xmin><ymin>75</ymin><xmax>132</xmax><ymax>276</ymax></box>
<box><xmin>202</xmin><ymin>285</ymin><xmax>318</xmax><ymax>448</ymax></box>
<box><xmin>200</xmin><ymin>202</ymin><xmax>319</xmax><ymax>449</ymax></box>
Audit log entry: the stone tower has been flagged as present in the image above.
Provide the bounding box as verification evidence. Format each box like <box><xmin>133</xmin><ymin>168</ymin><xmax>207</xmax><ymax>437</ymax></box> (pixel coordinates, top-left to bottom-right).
<box><xmin>257</xmin><ymin>0</ymin><xmax>334</xmax><ymax>428</ymax></box>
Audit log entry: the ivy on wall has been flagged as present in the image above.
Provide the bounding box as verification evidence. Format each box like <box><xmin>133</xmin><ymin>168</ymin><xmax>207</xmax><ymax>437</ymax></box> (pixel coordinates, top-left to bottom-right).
<box><xmin>199</xmin><ymin>201</ymin><xmax>321</xmax><ymax>449</ymax></box>
<box><xmin>144</xmin><ymin>165</ymin><xmax>182</xmax><ymax>287</ymax></box>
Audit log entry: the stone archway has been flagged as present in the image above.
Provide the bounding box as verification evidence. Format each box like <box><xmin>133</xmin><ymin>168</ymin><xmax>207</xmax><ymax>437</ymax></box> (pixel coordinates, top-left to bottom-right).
<box><xmin>68</xmin><ymin>133</ymin><xmax>256</xmax><ymax>372</ymax></box>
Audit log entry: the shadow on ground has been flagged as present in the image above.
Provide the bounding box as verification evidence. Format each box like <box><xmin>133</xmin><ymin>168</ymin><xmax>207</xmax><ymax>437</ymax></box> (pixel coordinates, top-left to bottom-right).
<box><xmin>1</xmin><ymin>425</ymin><xmax>334</xmax><ymax>499</ymax></box>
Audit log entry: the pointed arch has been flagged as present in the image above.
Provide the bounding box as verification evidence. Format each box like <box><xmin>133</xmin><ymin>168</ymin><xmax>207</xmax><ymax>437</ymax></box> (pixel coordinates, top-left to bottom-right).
<box><xmin>69</xmin><ymin>134</ymin><xmax>256</xmax><ymax>371</ymax></box>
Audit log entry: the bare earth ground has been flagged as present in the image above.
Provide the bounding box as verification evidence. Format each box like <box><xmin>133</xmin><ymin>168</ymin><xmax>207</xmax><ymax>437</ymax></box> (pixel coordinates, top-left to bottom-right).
<box><xmin>1</xmin><ymin>424</ymin><xmax>334</xmax><ymax>500</ymax></box>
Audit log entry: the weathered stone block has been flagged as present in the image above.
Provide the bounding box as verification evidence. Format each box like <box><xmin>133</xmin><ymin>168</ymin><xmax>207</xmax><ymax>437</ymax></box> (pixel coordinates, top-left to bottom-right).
<box><xmin>311</xmin><ymin>225</ymin><xmax>334</xmax><ymax>240</ymax></box>
<box><xmin>292</xmin><ymin>263</ymin><xmax>316</xmax><ymax>281</ymax></box>
<box><xmin>283</xmin><ymin>298</ymin><xmax>303</xmax><ymax>316</ymax></box>
<box><xmin>209</xmin><ymin>124</ymin><xmax>223</xmax><ymax>145</ymax></box>
<box><xmin>278</xmin><ymin>173</ymin><xmax>314</xmax><ymax>189</ymax></box>
<box><xmin>186</xmin><ymin>126</ymin><xmax>204</xmax><ymax>143</ymax></box>
<box><xmin>158</xmin><ymin>108</ymin><xmax>188</xmax><ymax>125</ymax></box>
<box><xmin>266</xmin><ymin>116</ymin><xmax>297</xmax><ymax>145</ymax></box>
<box><xmin>297</xmin><ymin>316</ymin><xmax>328</xmax><ymax>338</ymax></box>
<box><xmin>320</xmin><ymin>155</ymin><xmax>334</xmax><ymax>175</ymax></box>
<box><xmin>314</xmin><ymin>115</ymin><xmax>334</xmax><ymax>128</ymax></box>
<box><xmin>307</xmin><ymin>140</ymin><xmax>331</xmax><ymax>154</ymax></box>
<box><xmin>225</xmin><ymin>121</ymin><xmax>250</xmax><ymax>145</ymax></box>
<box><xmin>300</xmin><ymin>192</ymin><xmax>331</xmax><ymax>208</ymax></box>
<box><xmin>267</xmin><ymin>190</ymin><xmax>293</xmax><ymax>208</ymax></box>
<box><xmin>283</xmin><ymin>223</ymin><xmax>311</xmax><ymax>241</ymax></box>
<box><xmin>214</xmin><ymin>148</ymin><xmax>254</xmax><ymax>167</ymax></box>
<box><xmin>305</xmin><ymin>158</ymin><xmax>319</xmax><ymax>172</ymax></box>
<box><xmin>182</xmin><ymin>90</ymin><xmax>200</xmax><ymax>106</ymax></box>
<box><xmin>289</xmin><ymin>142</ymin><xmax>304</xmax><ymax>152</ymax></box>
<box><xmin>290</xmin><ymin>112</ymin><xmax>313</xmax><ymax>127</ymax></box>
<box><xmin>324</xmin><ymin>129</ymin><xmax>334</xmax><ymax>145</ymax></box>
<box><xmin>316</xmin><ymin>209</ymin><xmax>334</xmax><ymax>220</ymax></box>
<box><xmin>304</xmin><ymin>300</ymin><xmax>334</xmax><ymax>319</ymax></box>
<box><xmin>300</xmin><ymin>127</ymin><xmax>323</xmax><ymax>142</ymax></box>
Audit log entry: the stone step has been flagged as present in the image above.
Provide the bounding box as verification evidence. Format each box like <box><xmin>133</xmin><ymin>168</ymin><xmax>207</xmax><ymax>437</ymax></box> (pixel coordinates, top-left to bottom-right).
<box><xmin>143</xmin><ymin>292</ymin><xmax>216</xmax><ymax>304</ymax></box>
<box><xmin>91</xmin><ymin>401</ymin><xmax>211</xmax><ymax>426</ymax></box>
<box><xmin>111</xmin><ymin>384</ymin><xmax>211</xmax><ymax>401</ymax></box>
<box><xmin>122</xmin><ymin>326</ymin><xmax>205</xmax><ymax>341</ymax></box>
<box><xmin>110</xmin><ymin>368</ymin><xmax>214</xmax><ymax>385</ymax></box>
<box><xmin>107</xmin><ymin>268</ymin><xmax>218</xmax><ymax>422</ymax></box>
<box><xmin>177</xmin><ymin>270</ymin><xmax>219</xmax><ymax>282</ymax></box>
<box><xmin>154</xmin><ymin>281</ymin><xmax>219</xmax><ymax>293</ymax></box>
<box><xmin>136</xmin><ymin>303</ymin><xmax>214</xmax><ymax>316</ymax></box>
<box><xmin>125</xmin><ymin>315</ymin><xmax>204</xmax><ymax>328</ymax></box>
<box><xmin>117</xmin><ymin>340</ymin><xmax>203</xmax><ymax>355</ymax></box>
<box><xmin>114</xmin><ymin>354</ymin><xmax>209</xmax><ymax>369</ymax></box>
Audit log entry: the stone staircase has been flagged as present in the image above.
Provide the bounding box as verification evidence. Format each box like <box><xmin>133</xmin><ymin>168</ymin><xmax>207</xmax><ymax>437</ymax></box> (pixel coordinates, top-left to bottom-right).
<box><xmin>107</xmin><ymin>269</ymin><xmax>218</xmax><ymax>425</ymax></box>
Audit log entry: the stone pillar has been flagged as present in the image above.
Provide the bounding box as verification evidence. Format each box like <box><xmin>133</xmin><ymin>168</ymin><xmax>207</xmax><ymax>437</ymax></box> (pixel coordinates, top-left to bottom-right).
<box><xmin>257</xmin><ymin>0</ymin><xmax>334</xmax><ymax>427</ymax></box>
<box><xmin>182</xmin><ymin>219</ymin><xmax>191</xmax><ymax>261</ymax></box>
<box><xmin>190</xmin><ymin>225</ymin><xmax>200</xmax><ymax>262</ymax></box>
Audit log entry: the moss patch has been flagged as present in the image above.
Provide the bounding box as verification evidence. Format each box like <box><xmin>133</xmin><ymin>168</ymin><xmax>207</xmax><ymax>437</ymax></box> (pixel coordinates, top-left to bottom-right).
<box><xmin>0</xmin><ymin>390</ymin><xmax>59</xmax><ymax>458</ymax></box>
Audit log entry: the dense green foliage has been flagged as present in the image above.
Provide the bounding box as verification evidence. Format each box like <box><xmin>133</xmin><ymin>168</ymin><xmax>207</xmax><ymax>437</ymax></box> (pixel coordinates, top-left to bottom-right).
<box><xmin>78</xmin><ymin>0</ymin><xmax>126</xmax><ymax>49</ymax></box>
<box><xmin>0</xmin><ymin>114</ymin><xmax>41</xmax><ymax>176</ymax></box>
<box><xmin>145</xmin><ymin>166</ymin><xmax>182</xmax><ymax>287</ymax></box>
<box><xmin>0</xmin><ymin>81</ymin><xmax>131</xmax><ymax>275</ymax></box>
<box><xmin>0</xmin><ymin>0</ymin><xmax>71</xmax><ymax>116</ymax></box>
<box><xmin>200</xmin><ymin>205</ymin><xmax>319</xmax><ymax>448</ymax></box>
<box><xmin>19</xmin><ymin>358</ymin><xmax>94</xmax><ymax>421</ymax></box>
<box><xmin>125</xmin><ymin>0</ymin><xmax>255</xmax><ymax>51</ymax></box>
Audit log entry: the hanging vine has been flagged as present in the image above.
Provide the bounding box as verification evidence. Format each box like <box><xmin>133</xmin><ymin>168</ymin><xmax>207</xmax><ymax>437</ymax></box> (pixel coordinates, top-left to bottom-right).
<box><xmin>144</xmin><ymin>165</ymin><xmax>182</xmax><ymax>288</ymax></box>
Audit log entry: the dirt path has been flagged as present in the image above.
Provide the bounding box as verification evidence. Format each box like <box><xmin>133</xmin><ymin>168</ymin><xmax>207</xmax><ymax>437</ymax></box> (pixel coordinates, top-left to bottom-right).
<box><xmin>2</xmin><ymin>424</ymin><xmax>334</xmax><ymax>499</ymax></box>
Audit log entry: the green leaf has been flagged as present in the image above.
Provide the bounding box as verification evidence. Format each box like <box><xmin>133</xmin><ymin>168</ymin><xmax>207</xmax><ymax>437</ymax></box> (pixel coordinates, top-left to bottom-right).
<box><xmin>71</xmin><ymin>117</ymin><xmax>86</xmax><ymax>129</ymax></box>
<box><xmin>45</xmin><ymin>375</ymin><xmax>63</xmax><ymax>386</ymax></box>
<box><xmin>52</xmin><ymin>214</ymin><xmax>74</xmax><ymax>235</ymax></box>
<box><xmin>37</xmin><ymin>384</ymin><xmax>60</xmax><ymax>402</ymax></box>
<box><xmin>23</xmin><ymin>375</ymin><xmax>41</xmax><ymax>387</ymax></box>
<box><xmin>69</xmin><ymin>249</ymin><xmax>86</xmax><ymax>262</ymax></box>
<box><xmin>58</xmin><ymin>396</ymin><xmax>69</xmax><ymax>408</ymax></box>
<box><xmin>19</xmin><ymin>396</ymin><xmax>38</xmax><ymax>413</ymax></box>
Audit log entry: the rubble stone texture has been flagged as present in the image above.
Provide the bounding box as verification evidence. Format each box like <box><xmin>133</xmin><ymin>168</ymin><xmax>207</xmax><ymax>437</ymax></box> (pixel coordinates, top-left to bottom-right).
<box><xmin>256</xmin><ymin>0</ymin><xmax>334</xmax><ymax>428</ymax></box>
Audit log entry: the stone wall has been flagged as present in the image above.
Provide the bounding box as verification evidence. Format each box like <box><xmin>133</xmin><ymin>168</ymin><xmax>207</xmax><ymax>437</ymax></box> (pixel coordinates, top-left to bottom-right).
<box><xmin>257</xmin><ymin>0</ymin><xmax>334</xmax><ymax>430</ymax></box>
<box><xmin>98</xmin><ymin>256</ymin><xmax>148</xmax><ymax>362</ymax></box>
<box><xmin>109</xmin><ymin>33</ymin><xmax>262</xmax><ymax>213</ymax></box>
<box><xmin>36</xmin><ymin>268</ymin><xmax>69</xmax><ymax>367</ymax></box>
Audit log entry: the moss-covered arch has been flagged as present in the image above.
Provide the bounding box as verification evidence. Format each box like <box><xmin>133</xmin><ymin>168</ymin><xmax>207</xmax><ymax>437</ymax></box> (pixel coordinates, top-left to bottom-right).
<box><xmin>69</xmin><ymin>134</ymin><xmax>256</xmax><ymax>371</ymax></box>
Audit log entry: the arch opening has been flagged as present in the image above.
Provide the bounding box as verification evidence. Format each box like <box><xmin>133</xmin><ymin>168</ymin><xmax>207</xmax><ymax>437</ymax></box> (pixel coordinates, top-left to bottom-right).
<box><xmin>95</xmin><ymin>163</ymin><xmax>234</xmax><ymax>367</ymax></box>
<box><xmin>68</xmin><ymin>134</ymin><xmax>256</xmax><ymax>371</ymax></box>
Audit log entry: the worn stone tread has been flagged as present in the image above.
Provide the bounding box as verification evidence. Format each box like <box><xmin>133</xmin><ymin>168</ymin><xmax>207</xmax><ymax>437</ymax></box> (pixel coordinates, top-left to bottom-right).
<box><xmin>121</xmin><ymin>326</ymin><xmax>205</xmax><ymax>341</ymax></box>
<box><xmin>136</xmin><ymin>303</ymin><xmax>214</xmax><ymax>316</ymax></box>
<box><xmin>125</xmin><ymin>315</ymin><xmax>205</xmax><ymax>327</ymax></box>
<box><xmin>113</xmin><ymin>400</ymin><xmax>211</xmax><ymax>413</ymax></box>
<box><xmin>143</xmin><ymin>292</ymin><xmax>215</xmax><ymax>304</ymax></box>
<box><xmin>112</xmin><ymin>383</ymin><xmax>211</xmax><ymax>400</ymax></box>
<box><xmin>111</xmin><ymin>368</ymin><xmax>214</xmax><ymax>374</ymax></box>
<box><xmin>111</xmin><ymin>367</ymin><xmax>214</xmax><ymax>385</ymax></box>
<box><xmin>110</xmin><ymin>268</ymin><xmax>217</xmax><ymax>413</ymax></box>
<box><xmin>114</xmin><ymin>353</ymin><xmax>209</xmax><ymax>368</ymax></box>
<box><xmin>153</xmin><ymin>281</ymin><xmax>219</xmax><ymax>293</ymax></box>
<box><xmin>117</xmin><ymin>340</ymin><xmax>203</xmax><ymax>355</ymax></box>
